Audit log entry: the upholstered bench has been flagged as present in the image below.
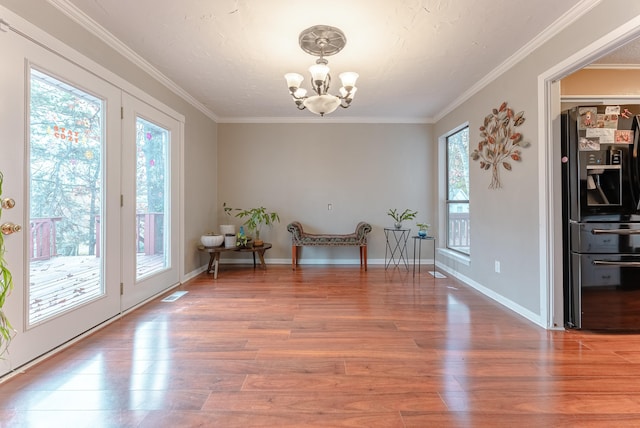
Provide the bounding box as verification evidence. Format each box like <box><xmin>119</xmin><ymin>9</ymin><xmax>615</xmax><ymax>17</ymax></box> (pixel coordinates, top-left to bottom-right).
<box><xmin>286</xmin><ymin>221</ymin><xmax>372</xmax><ymax>270</ymax></box>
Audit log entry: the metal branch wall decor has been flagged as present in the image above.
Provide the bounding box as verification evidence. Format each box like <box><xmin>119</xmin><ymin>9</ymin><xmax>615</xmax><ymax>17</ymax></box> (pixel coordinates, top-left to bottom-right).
<box><xmin>471</xmin><ymin>101</ymin><xmax>529</xmax><ymax>189</ymax></box>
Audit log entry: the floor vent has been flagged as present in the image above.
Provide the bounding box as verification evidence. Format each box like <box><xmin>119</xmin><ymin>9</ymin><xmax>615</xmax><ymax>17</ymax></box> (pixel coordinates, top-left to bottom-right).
<box><xmin>161</xmin><ymin>291</ymin><xmax>188</xmax><ymax>302</ymax></box>
<box><xmin>429</xmin><ymin>271</ymin><xmax>446</xmax><ymax>278</ymax></box>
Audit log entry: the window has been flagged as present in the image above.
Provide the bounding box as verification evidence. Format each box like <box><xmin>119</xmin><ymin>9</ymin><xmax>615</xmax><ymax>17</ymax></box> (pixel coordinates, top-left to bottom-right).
<box><xmin>446</xmin><ymin>126</ymin><xmax>470</xmax><ymax>255</ymax></box>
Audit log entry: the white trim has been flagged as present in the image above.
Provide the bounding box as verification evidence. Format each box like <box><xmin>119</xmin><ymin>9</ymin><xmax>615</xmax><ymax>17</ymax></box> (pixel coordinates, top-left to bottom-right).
<box><xmin>561</xmin><ymin>95</ymin><xmax>640</xmax><ymax>103</ymax></box>
<box><xmin>438</xmin><ymin>248</ymin><xmax>471</xmax><ymax>267</ymax></box>
<box><xmin>0</xmin><ymin>4</ymin><xmax>184</xmax><ymax>124</ymax></box>
<box><xmin>586</xmin><ymin>63</ymin><xmax>640</xmax><ymax>70</ymax></box>
<box><xmin>195</xmin><ymin>258</ymin><xmax>436</xmax><ymax>267</ymax></box>
<box><xmin>46</xmin><ymin>0</ymin><xmax>599</xmax><ymax>125</ymax></box>
<box><xmin>436</xmin><ymin>263</ymin><xmax>544</xmax><ymax>327</ymax></box>
<box><xmin>537</xmin><ymin>74</ymin><xmax>554</xmax><ymax>329</ymax></box>
<box><xmin>539</xmin><ymin>13</ymin><xmax>640</xmax><ymax>329</ymax></box>
<box><xmin>179</xmin><ymin>120</ymin><xmax>186</xmax><ymax>283</ymax></box>
<box><xmin>45</xmin><ymin>0</ymin><xmax>212</xmax><ymax>122</ymax></box>
<box><xmin>434</xmin><ymin>0</ymin><xmax>601</xmax><ymax>123</ymax></box>
<box><xmin>218</xmin><ymin>116</ymin><xmax>433</xmax><ymax>124</ymax></box>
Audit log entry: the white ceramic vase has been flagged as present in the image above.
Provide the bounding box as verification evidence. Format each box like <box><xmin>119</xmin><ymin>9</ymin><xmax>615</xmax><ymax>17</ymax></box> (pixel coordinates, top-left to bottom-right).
<box><xmin>201</xmin><ymin>234</ymin><xmax>224</xmax><ymax>247</ymax></box>
<box><xmin>220</xmin><ymin>224</ymin><xmax>235</xmax><ymax>235</ymax></box>
<box><xmin>224</xmin><ymin>233</ymin><xmax>237</xmax><ymax>248</ymax></box>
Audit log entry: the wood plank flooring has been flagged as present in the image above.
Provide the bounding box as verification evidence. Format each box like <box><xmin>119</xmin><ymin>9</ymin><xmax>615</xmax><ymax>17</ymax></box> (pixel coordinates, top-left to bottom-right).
<box><xmin>2</xmin><ymin>265</ymin><xmax>640</xmax><ymax>427</ymax></box>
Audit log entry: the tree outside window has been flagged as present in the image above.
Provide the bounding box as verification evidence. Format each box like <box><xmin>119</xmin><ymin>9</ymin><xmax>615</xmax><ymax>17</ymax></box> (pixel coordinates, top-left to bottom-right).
<box><xmin>446</xmin><ymin>127</ymin><xmax>470</xmax><ymax>255</ymax></box>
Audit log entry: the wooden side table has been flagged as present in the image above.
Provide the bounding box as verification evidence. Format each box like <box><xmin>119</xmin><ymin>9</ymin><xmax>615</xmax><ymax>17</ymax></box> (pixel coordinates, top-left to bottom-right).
<box><xmin>198</xmin><ymin>243</ymin><xmax>272</xmax><ymax>279</ymax></box>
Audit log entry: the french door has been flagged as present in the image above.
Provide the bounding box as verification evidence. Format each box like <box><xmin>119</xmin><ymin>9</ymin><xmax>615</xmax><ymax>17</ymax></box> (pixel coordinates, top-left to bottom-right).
<box><xmin>0</xmin><ymin>17</ymin><xmax>181</xmax><ymax>376</ymax></box>
<box><xmin>0</xmin><ymin>24</ymin><xmax>121</xmax><ymax>375</ymax></box>
<box><xmin>120</xmin><ymin>94</ymin><xmax>180</xmax><ymax>310</ymax></box>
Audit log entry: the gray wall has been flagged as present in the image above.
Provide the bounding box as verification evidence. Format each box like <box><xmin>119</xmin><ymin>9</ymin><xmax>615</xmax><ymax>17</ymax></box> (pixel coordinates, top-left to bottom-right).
<box><xmin>434</xmin><ymin>0</ymin><xmax>640</xmax><ymax>321</ymax></box>
<box><xmin>217</xmin><ymin>123</ymin><xmax>434</xmax><ymax>263</ymax></box>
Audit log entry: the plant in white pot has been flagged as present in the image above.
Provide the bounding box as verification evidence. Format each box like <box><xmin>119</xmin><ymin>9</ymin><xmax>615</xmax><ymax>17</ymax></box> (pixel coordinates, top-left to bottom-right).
<box><xmin>220</xmin><ymin>202</ymin><xmax>236</xmax><ymax>236</ymax></box>
<box><xmin>235</xmin><ymin>206</ymin><xmax>280</xmax><ymax>247</ymax></box>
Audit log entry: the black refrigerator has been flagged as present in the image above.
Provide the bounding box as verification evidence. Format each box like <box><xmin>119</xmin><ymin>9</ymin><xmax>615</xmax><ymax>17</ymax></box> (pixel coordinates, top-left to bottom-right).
<box><xmin>562</xmin><ymin>105</ymin><xmax>640</xmax><ymax>330</ymax></box>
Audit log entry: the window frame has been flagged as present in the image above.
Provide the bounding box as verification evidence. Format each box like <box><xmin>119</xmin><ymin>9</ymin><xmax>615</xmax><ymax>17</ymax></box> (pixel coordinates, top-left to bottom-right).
<box><xmin>445</xmin><ymin>125</ymin><xmax>470</xmax><ymax>256</ymax></box>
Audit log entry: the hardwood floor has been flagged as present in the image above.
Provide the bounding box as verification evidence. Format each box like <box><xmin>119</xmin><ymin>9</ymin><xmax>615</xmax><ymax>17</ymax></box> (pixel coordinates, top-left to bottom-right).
<box><xmin>2</xmin><ymin>265</ymin><xmax>640</xmax><ymax>427</ymax></box>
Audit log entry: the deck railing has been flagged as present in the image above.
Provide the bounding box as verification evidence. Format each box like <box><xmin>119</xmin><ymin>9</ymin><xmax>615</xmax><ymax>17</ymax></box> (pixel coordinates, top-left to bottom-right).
<box><xmin>30</xmin><ymin>217</ymin><xmax>63</xmax><ymax>261</ymax></box>
<box><xmin>29</xmin><ymin>213</ymin><xmax>163</xmax><ymax>260</ymax></box>
<box><xmin>448</xmin><ymin>212</ymin><xmax>470</xmax><ymax>250</ymax></box>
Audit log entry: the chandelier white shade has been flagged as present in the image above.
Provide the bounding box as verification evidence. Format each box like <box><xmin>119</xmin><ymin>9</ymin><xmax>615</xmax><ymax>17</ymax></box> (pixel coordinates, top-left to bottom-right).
<box><xmin>285</xmin><ymin>25</ymin><xmax>359</xmax><ymax>116</ymax></box>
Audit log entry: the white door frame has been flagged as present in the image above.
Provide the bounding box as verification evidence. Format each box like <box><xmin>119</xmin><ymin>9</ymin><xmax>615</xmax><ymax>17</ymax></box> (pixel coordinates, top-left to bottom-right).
<box><xmin>539</xmin><ymin>16</ymin><xmax>640</xmax><ymax>329</ymax></box>
<box><xmin>0</xmin><ymin>5</ymin><xmax>185</xmax><ymax>377</ymax></box>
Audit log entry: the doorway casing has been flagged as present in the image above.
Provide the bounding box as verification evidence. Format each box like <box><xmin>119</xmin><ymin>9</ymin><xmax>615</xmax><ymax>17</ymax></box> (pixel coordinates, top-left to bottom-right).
<box><xmin>540</xmin><ymin>15</ymin><xmax>640</xmax><ymax>329</ymax></box>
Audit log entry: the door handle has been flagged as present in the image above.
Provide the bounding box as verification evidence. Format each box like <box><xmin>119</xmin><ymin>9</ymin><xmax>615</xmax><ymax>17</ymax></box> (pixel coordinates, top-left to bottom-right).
<box><xmin>1</xmin><ymin>198</ymin><xmax>15</xmax><ymax>209</ymax></box>
<box><xmin>1</xmin><ymin>222</ymin><xmax>21</xmax><ymax>235</ymax></box>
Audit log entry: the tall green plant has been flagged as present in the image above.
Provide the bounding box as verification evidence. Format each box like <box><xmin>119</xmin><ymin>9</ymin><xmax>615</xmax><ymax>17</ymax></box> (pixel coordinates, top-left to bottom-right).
<box><xmin>235</xmin><ymin>206</ymin><xmax>280</xmax><ymax>240</ymax></box>
<box><xmin>0</xmin><ymin>171</ymin><xmax>16</xmax><ymax>356</ymax></box>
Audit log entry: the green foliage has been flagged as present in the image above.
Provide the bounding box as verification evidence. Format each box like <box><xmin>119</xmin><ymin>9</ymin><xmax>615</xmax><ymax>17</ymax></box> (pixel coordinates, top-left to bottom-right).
<box><xmin>234</xmin><ymin>206</ymin><xmax>280</xmax><ymax>240</ymax></box>
<box><xmin>0</xmin><ymin>171</ymin><xmax>16</xmax><ymax>357</ymax></box>
<box><xmin>235</xmin><ymin>232</ymin><xmax>249</xmax><ymax>248</ymax></box>
<box><xmin>387</xmin><ymin>208</ymin><xmax>418</xmax><ymax>223</ymax></box>
<box><xmin>417</xmin><ymin>223</ymin><xmax>430</xmax><ymax>231</ymax></box>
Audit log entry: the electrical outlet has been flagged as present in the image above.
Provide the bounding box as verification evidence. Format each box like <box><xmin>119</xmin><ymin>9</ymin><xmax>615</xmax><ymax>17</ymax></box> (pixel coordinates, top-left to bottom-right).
<box><xmin>495</xmin><ymin>260</ymin><xmax>501</xmax><ymax>273</ymax></box>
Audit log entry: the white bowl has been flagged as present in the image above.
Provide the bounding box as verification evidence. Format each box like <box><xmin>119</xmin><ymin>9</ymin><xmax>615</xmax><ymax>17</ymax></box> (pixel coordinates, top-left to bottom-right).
<box><xmin>201</xmin><ymin>234</ymin><xmax>224</xmax><ymax>247</ymax></box>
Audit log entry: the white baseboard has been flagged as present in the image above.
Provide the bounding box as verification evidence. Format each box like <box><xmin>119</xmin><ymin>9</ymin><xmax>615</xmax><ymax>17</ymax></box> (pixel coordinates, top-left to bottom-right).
<box><xmin>435</xmin><ymin>263</ymin><xmax>544</xmax><ymax>328</ymax></box>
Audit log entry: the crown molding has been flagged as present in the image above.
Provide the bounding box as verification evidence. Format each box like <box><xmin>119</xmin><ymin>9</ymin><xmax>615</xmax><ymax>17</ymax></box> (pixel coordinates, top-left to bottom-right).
<box><xmin>46</xmin><ymin>0</ymin><xmax>600</xmax><ymax>126</ymax></box>
<box><xmin>586</xmin><ymin>63</ymin><xmax>640</xmax><ymax>69</ymax></box>
<box><xmin>217</xmin><ymin>116</ymin><xmax>434</xmax><ymax>124</ymax></box>
<box><xmin>434</xmin><ymin>0</ymin><xmax>602</xmax><ymax>122</ymax></box>
<box><xmin>45</xmin><ymin>0</ymin><xmax>219</xmax><ymax>122</ymax></box>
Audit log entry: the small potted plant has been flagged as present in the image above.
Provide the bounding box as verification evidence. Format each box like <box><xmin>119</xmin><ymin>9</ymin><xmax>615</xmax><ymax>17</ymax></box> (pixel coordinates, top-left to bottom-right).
<box><xmin>387</xmin><ymin>208</ymin><xmax>418</xmax><ymax>229</ymax></box>
<box><xmin>235</xmin><ymin>231</ymin><xmax>251</xmax><ymax>248</ymax></box>
<box><xmin>235</xmin><ymin>206</ymin><xmax>280</xmax><ymax>246</ymax></box>
<box><xmin>417</xmin><ymin>223</ymin><xmax>430</xmax><ymax>238</ymax></box>
<box><xmin>220</xmin><ymin>202</ymin><xmax>236</xmax><ymax>236</ymax></box>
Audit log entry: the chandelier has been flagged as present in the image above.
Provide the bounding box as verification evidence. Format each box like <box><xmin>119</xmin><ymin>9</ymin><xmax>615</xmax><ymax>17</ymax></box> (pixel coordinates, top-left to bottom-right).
<box><xmin>284</xmin><ymin>25</ymin><xmax>359</xmax><ymax>116</ymax></box>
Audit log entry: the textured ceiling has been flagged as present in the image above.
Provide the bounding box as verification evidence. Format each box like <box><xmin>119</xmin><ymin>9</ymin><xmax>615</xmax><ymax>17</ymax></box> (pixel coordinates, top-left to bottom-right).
<box><xmin>53</xmin><ymin>0</ymin><xmax>592</xmax><ymax>122</ymax></box>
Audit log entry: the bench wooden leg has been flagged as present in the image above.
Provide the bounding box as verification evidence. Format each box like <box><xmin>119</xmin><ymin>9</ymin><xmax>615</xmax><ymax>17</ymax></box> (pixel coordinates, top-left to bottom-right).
<box><xmin>291</xmin><ymin>245</ymin><xmax>297</xmax><ymax>270</ymax></box>
<box><xmin>360</xmin><ymin>246</ymin><xmax>368</xmax><ymax>271</ymax></box>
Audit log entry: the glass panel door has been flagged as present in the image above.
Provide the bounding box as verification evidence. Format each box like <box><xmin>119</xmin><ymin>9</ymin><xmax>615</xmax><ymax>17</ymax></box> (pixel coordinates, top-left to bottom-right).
<box><xmin>121</xmin><ymin>94</ymin><xmax>180</xmax><ymax>310</ymax></box>
<box><xmin>0</xmin><ymin>27</ymin><xmax>121</xmax><ymax>376</ymax></box>
<box><xmin>29</xmin><ymin>69</ymin><xmax>105</xmax><ymax>325</ymax></box>
<box><xmin>135</xmin><ymin>117</ymin><xmax>169</xmax><ymax>279</ymax></box>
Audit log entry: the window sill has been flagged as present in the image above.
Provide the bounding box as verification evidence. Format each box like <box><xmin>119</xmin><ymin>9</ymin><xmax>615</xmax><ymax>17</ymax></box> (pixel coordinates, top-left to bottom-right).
<box><xmin>438</xmin><ymin>248</ymin><xmax>470</xmax><ymax>266</ymax></box>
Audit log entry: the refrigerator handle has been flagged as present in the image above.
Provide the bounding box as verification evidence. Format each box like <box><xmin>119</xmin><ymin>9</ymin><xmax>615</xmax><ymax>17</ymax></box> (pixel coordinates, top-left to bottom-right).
<box><xmin>593</xmin><ymin>260</ymin><xmax>640</xmax><ymax>267</ymax></box>
<box><xmin>591</xmin><ymin>228</ymin><xmax>640</xmax><ymax>235</ymax></box>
